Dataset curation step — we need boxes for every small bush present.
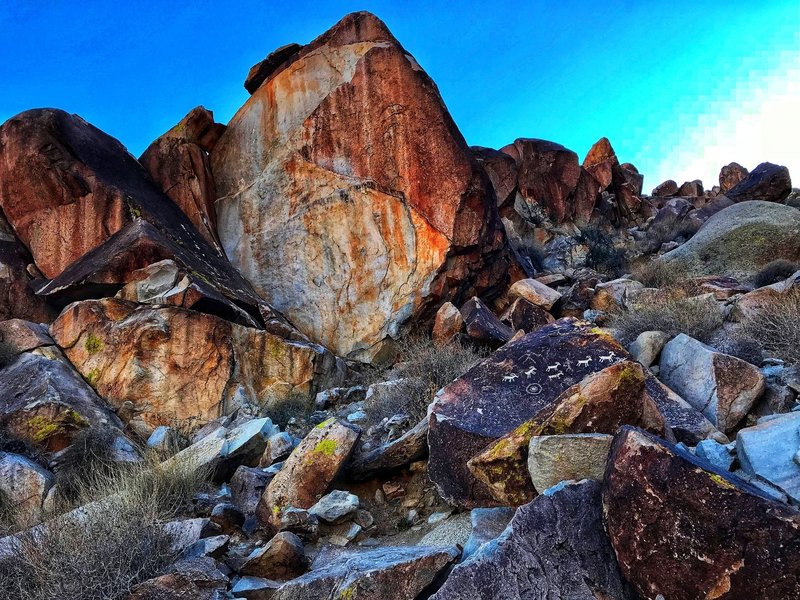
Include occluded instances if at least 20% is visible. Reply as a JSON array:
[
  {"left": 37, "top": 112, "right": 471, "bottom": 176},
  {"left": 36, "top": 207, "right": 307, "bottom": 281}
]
[
  {"left": 630, "top": 258, "right": 687, "bottom": 289},
  {"left": 578, "top": 227, "right": 627, "bottom": 277},
  {"left": 753, "top": 260, "right": 800, "bottom": 289},
  {"left": 609, "top": 291, "right": 724, "bottom": 345},
  {"left": 0, "top": 450, "right": 208, "bottom": 600},
  {"left": 735, "top": 288, "right": 800, "bottom": 366},
  {"left": 53, "top": 427, "right": 126, "bottom": 506}
]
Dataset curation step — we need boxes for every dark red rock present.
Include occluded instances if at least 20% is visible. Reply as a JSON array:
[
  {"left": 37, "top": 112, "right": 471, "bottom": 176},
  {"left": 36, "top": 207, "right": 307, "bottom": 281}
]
[
  {"left": 139, "top": 107, "right": 224, "bottom": 247},
  {"left": 620, "top": 162, "right": 644, "bottom": 195},
  {"left": 719, "top": 162, "right": 749, "bottom": 193},
  {"left": 582, "top": 137, "right": 617, "bottom": 190},
  {"left": 244, "top": 43, "right": 303, "bottom": 94},
  {"left": 0, "top": 216, "right": 55, "bottom": 323},
  {"left": 431, "top": 480, "right": 637, "bottom": 600},
  {"left": 603, "top": 426, "right": 800, "bottom": 600},
  {"left": 471, "top": 146, "right": 519, "bottom": 211},
  {"left": 724, "top": 161, "right": 792, "bottom": 203},
  {"left": 678, "top": 180, "right": 703, "bottom": 197},
  {"left": 499, "top": 297, "right": 555, "bottom": 333},
  {"left": 652, "top": 179, "right": 679, "bottom": 197},
  {"left": 460, "top": 297, "right": 514, "bottom": 347}
]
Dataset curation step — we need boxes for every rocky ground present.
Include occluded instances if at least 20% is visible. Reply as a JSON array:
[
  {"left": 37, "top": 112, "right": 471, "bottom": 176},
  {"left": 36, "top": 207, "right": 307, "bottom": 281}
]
[{"left": 0, "top": 10, "right": 799, "bottom": 600}]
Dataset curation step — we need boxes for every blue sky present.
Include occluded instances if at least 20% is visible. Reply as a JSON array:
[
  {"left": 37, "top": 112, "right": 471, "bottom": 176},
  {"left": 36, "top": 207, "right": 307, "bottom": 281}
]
[{"left": 1, "top": 1, "right": 798, "bottom": 189}]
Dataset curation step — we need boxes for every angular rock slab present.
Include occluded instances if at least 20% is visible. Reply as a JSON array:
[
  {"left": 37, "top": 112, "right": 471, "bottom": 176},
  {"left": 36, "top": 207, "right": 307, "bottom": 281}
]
[
  {"left": 603, "top": 426, "right": 800, "bottom": 600},
  {"left": 256, "top": 418, "right": 359, "bottom": 528},
  {"left": 527, "top": 433, "right": 613, "bottom": 494},
  {"left": 737, "top": 412, "right": 800, "bottom": 503},
  {"left": 211, "top": 11, "right": 510, "bottom": 362},
  {"left": 659, "top": 333, "right": 765, "bottom": 433},
  {"left": 432, "top": 480, "right": 636, "bottom": 600},
  {"left": 428, "top": 319, "right": 710, "bottom": 507},
  {"left": 50, "top": 298, "right": 340, "bottom": 432},
  {"left": 271, "top": 545, "right": 459, "bottom": 600}
]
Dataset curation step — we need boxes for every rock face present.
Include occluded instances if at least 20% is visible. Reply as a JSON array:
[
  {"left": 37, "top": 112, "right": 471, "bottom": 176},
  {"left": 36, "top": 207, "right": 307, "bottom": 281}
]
[
  {"left": 724, "top": 161, "right": 792, "bottom": 203},
  {"left": 0, "top": 350, "right": 123, "bottom": 452},
  {"left": 244, "top": 43, "right": 302, "bottom": 94},
  {"left": 256, "top": 418, "right": 359, "bottom": 528},
  {"left": 211, "top": 11, "right": 511, "bottom": 362},
  {"left": 139, "top": 106, "right": 224, "bottom": 247},
  {"left": 0, "top": 451, "right": 54, "bottom": 528},
  {"left": 271, "top": 545, "right": 459, "bottom": 600},
  {"left": 50, "top": 298, "right": 340, "bottom": 432},
  {"left": 432, "top": 480, "right": 636, "bottom": 600},
  {"left": 659, "top": 334, "right": 765, "bottom": 433},
  {"left": 737, "top": 412, "right": 800, "bottom": 503},
  {"left": 719, "top": 162, "right": 749, "bottom": 193},
  {"left": 660, "top": 201, "right": 800, "bottom": 282},
  {"left": 604, "top": 426, "right": 800, "bottom": 600},
  {"left": 527, "top": 433, "right": 613, "bottom": 494},
  {"left": 466, "top": 360, "right": 667, "bottom": 505}
]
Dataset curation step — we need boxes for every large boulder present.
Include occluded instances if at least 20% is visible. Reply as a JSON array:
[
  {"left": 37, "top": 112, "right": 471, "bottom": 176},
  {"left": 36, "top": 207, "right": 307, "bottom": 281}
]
[
  {"left": 0, "top": 350, "right": 123, "bottom": 453},
  {"left": 471, "top": 146, "right": 518, "bottom": 210},
  {"left": 0, "top": 451, "right": 54, "bottom": 528},
  {"left": 0, "top": 216, "right": 55, "bottom": 323},
  {"left": 50, "top": 298, "right": 341, "bottom": 432},
  {"left": 604, "top": 426, "right": 800, "bottom": 600},
  {"left": 659, "top": 333, "right": 765, "bottom": 433},
  {"left": 211, "top": 11, "right": 511, "bottom": 362},
  {"left": 724, "top": 161, "right": 792, "bottom": 203},
  {"left": 582, "top": 136, "right": 617, "bottom": 190},
  {"left": 256, "top": 418, "right": 359, "bottom": 528},
  {"left": 719, "top": 162, "right": 749, "bottom": 193},
  {"left": 467, "top": 361, "right": 667, "bottom": 504},
  {"left": 432, "top": 480, "right": 636, "bottom": 600},
  {"left": 428, "top": 318, "right": 715, "bottom": 507},
  {"left": 270, "top": 545, "right": 459, "bottom": 600},
  {"left": 139, "top": 106, "right": 224, "bottom": 248},
  {"left": 659, "top": 201, "right": 800, "bottom": 282},
  {"left": 737, "top": 412, "right": 800, "bottom": 503}
]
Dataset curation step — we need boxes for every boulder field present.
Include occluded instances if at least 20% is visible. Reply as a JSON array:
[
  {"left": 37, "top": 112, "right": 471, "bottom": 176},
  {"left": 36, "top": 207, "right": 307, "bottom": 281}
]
[{"left": 0, "top": 9, "right": 799, "bottom": 600}]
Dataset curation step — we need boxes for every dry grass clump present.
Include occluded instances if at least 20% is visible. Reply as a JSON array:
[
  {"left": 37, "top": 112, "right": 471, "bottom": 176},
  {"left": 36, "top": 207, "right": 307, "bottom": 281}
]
[
  {"left": 609, "top": 290, "right": 724, "bottom": 345},
  {"left": 735, "top": 288, "right": 800, "bottom": 366},
  {"left": 629, "top": 258, "right": 687, "bottom": 289},
  {"left": 0, "top": 439, "right": 208, "bottom": 600}
]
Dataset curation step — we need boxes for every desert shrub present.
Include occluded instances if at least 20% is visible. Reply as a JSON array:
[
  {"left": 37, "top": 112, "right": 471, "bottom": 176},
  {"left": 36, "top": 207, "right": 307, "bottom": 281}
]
[
  {"left": 0, "top": 450, "right": 208, "bottom": 600},
  {"left": 578, "top": 227, "right": 627, "bottom": 276},
  {"left": 53, "top": 427, "right": 127, "bottom": 506},
  {"left": 753, "top": 260, "right": 800, "bottom": 289},
  {"left": 369, "top": 335, "right": 486, "bottom": 424},
  {"left": 609, "top": 291, "right": 724, "bottom": 345},
  {"left": 734, "top": 288, "right": 800, "bottom": 366},
  {"left": 0, "top": 488, "right": 15, "bottom": 537},
  {"left": 629, "top": 258, "right": 687, "bottom": 289}
]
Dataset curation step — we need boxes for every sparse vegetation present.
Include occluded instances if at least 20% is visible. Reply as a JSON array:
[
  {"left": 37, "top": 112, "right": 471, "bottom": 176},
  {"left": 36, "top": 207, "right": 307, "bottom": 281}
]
[
  {"left": 0, "top": 433, "right": 209, "bottom": 600},
  {"left": 734, "top": 288, "right": 800, "bottom": 366},
  {"left": 578, "top": 227, "right": 627, "bottom": 276},
  {"left": 0, "top": 488, "right": 16, "bottom": 537},
  {"left": 753, "top": 259, "right": 800, "bottom": 289},
  {"left": 609, "top": 290, "right": 724, "bottom": 345},
  {"left": 53, "top": 427, "right": 127, "bottom": 506},
  {"left": 630, "top": 258, "right": 687, "bottom": 289}
]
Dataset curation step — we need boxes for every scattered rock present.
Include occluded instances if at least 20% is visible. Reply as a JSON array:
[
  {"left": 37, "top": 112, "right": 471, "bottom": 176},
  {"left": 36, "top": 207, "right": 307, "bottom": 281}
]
[
  {"left": 348, "top": 417, "right": 428, "bottom": 480},
  {"left": 432, "top": 302, "right": 464, "bottom": 348},
  {"left": 239, "top": 531, "right": 309, "bottom": 580},
  {"left": 628, "top": 330, "right": 670, "bottom": 367},
  {"left": 659, "top": 333, "right": 765, "bottom": 433},
  {"left": 230, "top": 466, "right": 273, "bottom": 515},
  {"left": 652, "top": 179, "right": 679, "bottom": 197},
  {"left": 126, "top": 556, "right": 228, "bottom": 600},
  {"left": 724, "top": 161, "right": 792, "bottom": 203},
  {"left": 506, "top": 278, "right": 562, "bottom": 311},
  {"left": 603, "top": 426, "right": 800, "bottom": 600},
  {"left": 460, "top": 297, "right": 514, "bottom": 347},
  {"left": 460, "top": 507, "right": 515, "bottom": 560},
  {"left": 308, "top": 490, "right": 359, "bottom": 524},
  {"left": 256, "top": 418, "right": 359, "bottom": 528},
  {"left": 499, "top": 297, "right": 555, "bottom": 333},
  {"left": 527, "top": 433, "right": 613, "bottom": 493},
  {"left": 432, "top": 480, "right": 636, "bottom": 600},
  {"left": 695, "top": 438, "right": 735, "bottom": 471}
]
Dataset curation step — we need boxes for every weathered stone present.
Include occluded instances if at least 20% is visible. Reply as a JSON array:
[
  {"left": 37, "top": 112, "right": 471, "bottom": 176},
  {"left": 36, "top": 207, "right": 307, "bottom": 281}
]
[
  {"left": 507, "top": 278, "right": 561, "bottom": 310},
  {"left": 126, "top": 556, "right": 228, "bottom": 600},
  {"left": 467, "top": 361, "right": 666, "bottom": 505},
  {"left": 460, "top": 297, "right": 513, "bottom": 347},
  {"left": 279, "top": 507, "right": 320, "bottom": 541},
  {"left": 432, "top": 480, "right": 636, "bottom": 600},
  {"left": 527, "top": 433, "right": 613, "bottom": 494},
  {"left": 696, "top": 438, "right": 735, "bottom": 471},
  {"left": 471, "top": 146, "right": 518, "bottom": 209},
  {"left": 460, "top": 507, "right": 515, "bottom": 560},
  {"left": 724, "top": 161, "right": 792, "bottom": 203},
  {"left": 0, "top": 452, "right": 54, "bottom": 528},
  {"left": 652, "top": 179, "right": 679, "bottom": 197},
  {"left": 244, "top": 43, "right": 303, "bottom": 94},
  {"left": 256, "top": 418, "right": 359, "bottom": 528},
  {"left": 628, "top": 330, "right": 670, "bottom": 367},
  {"left": 737, "top": 412, "right": 800, "bottom": 503},
  {"left": 0, "top": 350, "right": 122, "bottom": 452},
  {"left": 260, "top": 432, "right": 295, "bottom": 467},
  {"left": 139, "top": 107, "right": 223, "bottom": 246},
  {"left": 499, "top": 297, "right": 554, "bottom": 333},
  {"left": 620, "top": 162, "right": 644, "bottom": 196},
  {"left": 432, "top": 302, "right": 463, "bottom": 348},
  {"left": 182, "top": 534, "right": 230, "bottom": 559},
  {"left": 582, "top": 136, "right": 617, "bottom": 190},
  {"left": 231, "top": 576, "right": 282, "bottom": 599},
  {"left": 240, "top": 531, "right": 309, "bottom": 580},
  {"left": 603, "top": 426, "right": 800, "bottom": 600},
  {"left": 308, "top": 490, "right": 359, "bottom": 524},
  {"left": 0, "top": 319, "right": 53, "bottom": 356},
  {"left": 719, "top": 162, "right": 749, "bottom": 193},
  {"left": 50, "top": 298, "right": 339, "bottom": 431},
  {"left": 212, "top": 12, "right": 511, "bottom": 362},
  {"left": 0, "top": 218, "right": 56, "bottom": 323},
  {"left": 678, "top": 180, "right": 703, "bottom": 197},
  {"left": 348, "top": 417, "right": 428, "bottom": 480},
  {"left": 230, "top": 466, "right": 273, "bottom": 515},
  {"left": 271, "top": 545, "right": 459, "bottom": 600},
  {"left": 590, "top": 278, "right": 644, "bottom": 312},
  {"left": 660, "top": 334, "right": 765, "bottom": 433}
]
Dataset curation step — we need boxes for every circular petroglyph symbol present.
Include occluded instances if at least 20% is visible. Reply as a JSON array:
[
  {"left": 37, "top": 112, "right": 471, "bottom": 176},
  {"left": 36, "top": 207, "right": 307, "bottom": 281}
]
[{"left": 526, "top": 383, "right": 542, "bottom": 395}]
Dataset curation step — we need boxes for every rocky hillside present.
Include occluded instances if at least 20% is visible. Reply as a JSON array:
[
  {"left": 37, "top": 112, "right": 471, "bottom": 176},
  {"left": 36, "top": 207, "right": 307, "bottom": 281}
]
[{"left": 1, "top": 10, "right": 799, "bottom": 600}]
